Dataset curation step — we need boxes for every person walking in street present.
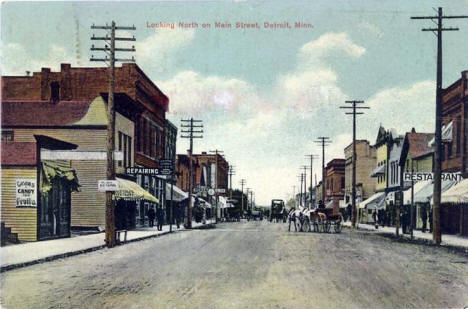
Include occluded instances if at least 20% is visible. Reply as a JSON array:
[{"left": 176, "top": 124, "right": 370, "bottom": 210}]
[
  {"left": 147, "top": 207, "right": 156, "bottom": 228},
  {"left": 156, "top": 206, "right": 164, "bottom": 231}
]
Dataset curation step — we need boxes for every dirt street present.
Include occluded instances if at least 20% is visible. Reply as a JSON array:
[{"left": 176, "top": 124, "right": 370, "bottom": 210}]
[{"left": 1, "top": 221, "right": 468, "bottom": 309}]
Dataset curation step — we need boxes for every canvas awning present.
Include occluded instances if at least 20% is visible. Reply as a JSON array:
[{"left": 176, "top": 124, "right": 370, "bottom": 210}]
[
  {"left": 370, "top": 164, "right": 385, "bottom": 177},
  {"left": 438, "top": 178, "right": 468, "bottom": 204},
  {"left": 412, "top": 179, "right": 457, "bottom": 204},
  {"left": 41, "top": 161, "right": 80, "bottom": 193},
  {"left": 165, "top": 182, "right": 189, "bottom": 202},
  {"left": 359, "top": 192, "right": 386, "bottom": 209},
  {"left": 403, "top": 180, "right": 432, "bottom": 204},
  {"left": 115, "top": 177, "right": 159, "bottom": 203}
]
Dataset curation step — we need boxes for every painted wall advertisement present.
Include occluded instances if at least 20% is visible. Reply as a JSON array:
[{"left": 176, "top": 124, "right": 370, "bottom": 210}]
[{"left": 15, "top": 179, "right": 37, "bottom": 207}]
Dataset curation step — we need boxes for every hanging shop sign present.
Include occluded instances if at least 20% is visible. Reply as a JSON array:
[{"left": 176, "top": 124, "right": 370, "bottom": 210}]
[
  {"left": 16, "top": 179, "right": 37, "bottom": 207},
  {"left": 125, "top": 167, "right": 172, "bottom": 176},
  {"left": 98, "top": 180, "right": 119, "bottom": 192}
]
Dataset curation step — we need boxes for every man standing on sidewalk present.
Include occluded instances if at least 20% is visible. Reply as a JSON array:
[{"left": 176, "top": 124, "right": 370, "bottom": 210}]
[
  {"left": 147, "top": 207, "right": 155, "bottom": 228},
  {"left": 156, "top": 206, "right": 164, "bottom": 231}
]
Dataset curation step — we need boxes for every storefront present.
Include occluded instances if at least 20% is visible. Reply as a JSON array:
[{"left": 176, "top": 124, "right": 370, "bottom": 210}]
[
  {"left": 439, "top": 179, "right": 468, "bottom": 236},
  {"left": 359, "top": 192, "right": 386, "bottom": 223},
  {"left": 115, "top": 177, "right": 159, "bottom": 230},
  {"left": 39, "top": 161, "right": 80, "bottom": 239},
  {"left": 1, "top": 136, "right": 79, "bottom": 242}
]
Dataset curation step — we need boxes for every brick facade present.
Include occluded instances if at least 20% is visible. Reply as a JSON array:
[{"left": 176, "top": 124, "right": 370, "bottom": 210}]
[{"left": 441, "top": 71, "right": 468, "bottom": 174}]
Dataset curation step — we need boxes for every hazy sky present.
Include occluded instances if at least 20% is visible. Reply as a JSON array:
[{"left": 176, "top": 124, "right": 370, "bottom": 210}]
[{"left": 2, "top": 0, "right": 468, "bottom": 205}]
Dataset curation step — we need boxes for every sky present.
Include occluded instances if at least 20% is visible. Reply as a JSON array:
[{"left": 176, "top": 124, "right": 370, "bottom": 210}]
[{"left": 2, "top": 0, "right": 468, "bottom": 205}]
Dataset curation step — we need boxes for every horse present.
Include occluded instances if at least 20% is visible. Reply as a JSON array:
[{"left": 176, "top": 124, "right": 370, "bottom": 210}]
[{"left": 288, "top": 206, "right": 310, "bottom": 232}]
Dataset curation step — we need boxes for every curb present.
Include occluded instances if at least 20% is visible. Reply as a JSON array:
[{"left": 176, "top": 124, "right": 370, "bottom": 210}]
[
  {"left": 344, "top": 225, "right": 468, "bottom": 256},
  {"left": 1, "top": 224, "right": 215, "bottom": 272}
]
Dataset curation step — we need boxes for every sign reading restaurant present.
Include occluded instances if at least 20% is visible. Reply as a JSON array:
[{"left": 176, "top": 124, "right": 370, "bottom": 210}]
[
  {"left": 403, "top": 172, "right": 463, "bottom": 182},
  {"left": 16, "top": 179, "right": 37, "bottom": 207}
]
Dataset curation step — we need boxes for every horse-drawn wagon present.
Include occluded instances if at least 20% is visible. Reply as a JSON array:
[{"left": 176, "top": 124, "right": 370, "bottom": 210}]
[
  {"left": 270, "top": 199, "right": 287, "bottom": 223},
  {"left": 288, "top": 203, "right": 342, "bottom": 233}
]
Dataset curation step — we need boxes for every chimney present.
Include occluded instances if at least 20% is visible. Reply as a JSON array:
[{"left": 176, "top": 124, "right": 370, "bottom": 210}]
[
  {"left": 40, "top": 68, "right": 51, "bottom": 100},
  {"left": 60, "top": 63, "right": 71, "bottom": 100}
]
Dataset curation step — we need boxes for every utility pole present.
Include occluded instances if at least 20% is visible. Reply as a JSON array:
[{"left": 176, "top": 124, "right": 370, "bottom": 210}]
[
  {"left": 228, "top": 165, "right": 235, "bottom": 199},
  {"left": 246, "top": 188, "right": 252, "bottom": 216},
  {"left": 239, "top": 179, "right": 246, "bottom": 217},
  {"left": 306, "top": 155, "right": 318, "bottom": 207},
  {"left": 90, "top": 22, "right": 135, "bottom": 248},
  {"left": 181, "top": 118, "right": 203, "bottom": 229},
  {"left": 292, "top": 185, "right": 296, "bottom": 207},
  {"left": 315, "top": 137, "right": 331, "bottom": 205},
  {"left": 210, "top": 149, "right": 224, "bottom": 223},
  {"left": 340, "top": 100, "right": 369, "bottom": 228},
  {"left": 411, "top": 8, "right": 468, "bottom": 245},
  {"left": 301, "top": 166, "right": 309, "bottom": 206},
  {"left": 298, "top": 173, "right": 304, "bottom": 206}
]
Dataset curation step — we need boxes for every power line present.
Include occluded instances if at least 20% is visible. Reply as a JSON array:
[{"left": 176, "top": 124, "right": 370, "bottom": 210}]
[
  {"left": 209, "top": 149, "right": 224, "bottom": 223},
  {"left": 306, "top": 154, "right": 318, "bottom": 207},
  {"left": 314, "top": 137, "right": 331, "bottom": 203},
  {"left": 411, "top": 7, "right": 468, "bottom": 245},
  {"left": 180, "top": 118, "right": 203, "bottom": 228},
  {"left": 90, "top": 21, "right": 135, "bottom": 248},
  {"left": 339, "top": 100, "right": 369, "bottom": 228}
]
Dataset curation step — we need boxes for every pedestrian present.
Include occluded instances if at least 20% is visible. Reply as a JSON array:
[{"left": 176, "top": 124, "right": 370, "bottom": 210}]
[
  {"left": 346, "top": 203, "right": 352, "bottom": 222},
  {"left": 174, "top": 205, "right": 181, "bottom": 229},
  {"left": 421, "top": 204, "right": 428, "bottom": 233},
  {"left": 156, "top": 206, "right": 164, "bottom": 231},
  {"left": 372, "top": 209, "right": 378, "bottom": 229},
  {"left": 428, "top": 207, "right": 433, "bottom": 233},
  {"left": 147, "top": 207, "right": 155, "bottom": 228}
]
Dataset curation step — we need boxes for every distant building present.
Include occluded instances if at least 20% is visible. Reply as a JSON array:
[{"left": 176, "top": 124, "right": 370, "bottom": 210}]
[
  {"left": 344, "top": 140, "right": 376, "bottom": 205},
  {"left": 176, "top": 154, "right": 199, "bottom": 192},
  {"left": 325, "top": 158, "right": 346, "bottom": 212},
  {"left": 165, "top": 120, "right": 177, "bottom": 169},
  {"left": 193, "top": 152, "right": 229, "bottom": 193}
]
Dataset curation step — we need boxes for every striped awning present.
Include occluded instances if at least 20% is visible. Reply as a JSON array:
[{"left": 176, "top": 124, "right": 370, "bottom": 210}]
[{"left": 115, "top": 177, "right": 159, "bottom": 203}]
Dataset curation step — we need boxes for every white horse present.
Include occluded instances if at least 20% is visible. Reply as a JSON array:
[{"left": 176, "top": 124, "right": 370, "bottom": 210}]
[{"left": 288, "top": 206, "right": 311, "bottom": 232}]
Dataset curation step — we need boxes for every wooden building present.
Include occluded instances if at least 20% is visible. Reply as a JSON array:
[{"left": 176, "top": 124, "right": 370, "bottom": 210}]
[
  {"left": 2, "top": 63, "right": 169, "bottom": 228},
  {"left": 1, "top": 135, "right": 79, "bottom": 242}
]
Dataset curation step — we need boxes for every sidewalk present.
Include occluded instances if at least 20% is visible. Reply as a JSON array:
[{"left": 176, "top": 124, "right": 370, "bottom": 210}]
[
  {"left": 0, "top": 219, "right": 215, "bottom": 271},
  {"left": 343, "top": 221, "right": 468, "bottom": 251}
]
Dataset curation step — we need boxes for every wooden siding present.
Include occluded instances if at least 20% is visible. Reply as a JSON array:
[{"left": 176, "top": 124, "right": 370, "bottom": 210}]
[
  {"left": 8, "top": 128, "right": 108, "bottom": 228},
  {"left": 1, "top": 168, "right": 38, "bottom": 241}
]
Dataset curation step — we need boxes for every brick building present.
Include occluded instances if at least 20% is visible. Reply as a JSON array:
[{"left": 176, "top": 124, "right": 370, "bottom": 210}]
[
  {"left": 176, "top": 154, "right": 199, "bottom": 192},
  {"left": 193, "top": 152, "right": 229, "bottom": 192},
  {"left": 325, "top": 158, "right": 346, "bottom": 212},
  {"left": 2, "top": 63, "right": 169, "bottom": 228},
  {"left": 344, "top": 140, "right": 376, "bottom": 205},
  {"left": 440, "top": 70, "right": 468, "bottom": 174}
]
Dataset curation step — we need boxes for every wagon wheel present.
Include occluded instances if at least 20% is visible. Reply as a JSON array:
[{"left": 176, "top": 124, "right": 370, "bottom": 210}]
[
  {"left": 302, "top": 217, "right": 311, "bottom": 232},
  {"left": 334, "top": 221, "right": 342, "bottom": 233}
]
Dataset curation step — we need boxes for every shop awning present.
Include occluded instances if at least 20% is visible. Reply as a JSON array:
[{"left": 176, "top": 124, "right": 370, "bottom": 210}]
[
  {"left": 115, "top": 177, "right": 159, "bottom": 203},
  {"left": 370, "top": 164, "right": 385, "bottom": 177},
  {"left": 403, "top": 180, "right": 432, "bottom": 204},
  {"left": 41, "top": 161, "right": 80, "bottom": 193},
  {"left": 359, "top": 192, "right": 386, "bottom": 209},
  {"left": 165, "top": 183, "right": 189, "bottom": 202},
  {"left": 412, "top": 179, "right": 457, "bottom": 204},
  {"left": 439, "top": 178, "right": 468, "bottom": 204}
]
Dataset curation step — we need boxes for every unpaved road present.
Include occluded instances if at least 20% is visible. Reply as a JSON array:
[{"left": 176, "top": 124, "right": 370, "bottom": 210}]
[{"left": 1, "top": 221, "right": 468, "bottom": 309}]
